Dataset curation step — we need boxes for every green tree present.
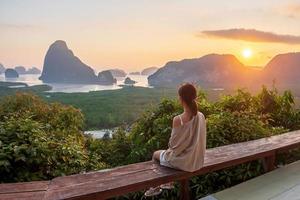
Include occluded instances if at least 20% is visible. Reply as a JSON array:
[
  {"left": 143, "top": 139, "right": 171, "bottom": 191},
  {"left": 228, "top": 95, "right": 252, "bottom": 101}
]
[{"left": 0, "top": 93, "right": 105, "bottom": 182}]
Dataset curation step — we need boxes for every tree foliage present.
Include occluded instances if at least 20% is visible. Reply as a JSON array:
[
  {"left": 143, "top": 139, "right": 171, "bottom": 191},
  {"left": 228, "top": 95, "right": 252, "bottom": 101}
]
[
  {"left": 1, "top": 86, "right": 300, "bottom": 199},
  {"left": 0, "top": 93, "right": 105, "bottom": 182}
]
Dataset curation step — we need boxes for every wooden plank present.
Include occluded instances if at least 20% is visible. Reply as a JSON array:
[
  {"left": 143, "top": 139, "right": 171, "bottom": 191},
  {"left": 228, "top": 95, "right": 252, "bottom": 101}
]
[
  {"left": 180, "top": 179, "right": 190, "bottom": 200},
  {"left": 45, "top": 130, "right": 300, "bottom": 200},
  {"left": 42, "top": 132, "right": 300, "bottom": 199},
  {"left": 49, "top": 161, "right": 155, "bottom": 190},
  {"left": 44, "top": 150, "right": 270, "bottom": 200},
  {"left": 0, "top": 181, "right": 50, "bottom": 194},
  {"left": 263, "top": 154, "right": 276, "bottom": 172},
  {"left": 45, "top": 165, "right": 182, "bottom": 200},
  {"left": 0, "top": 191, "right": 46, "bottom": 200},
  {"left": 2, "top": 130, "right": 300, "bottom": 200}
]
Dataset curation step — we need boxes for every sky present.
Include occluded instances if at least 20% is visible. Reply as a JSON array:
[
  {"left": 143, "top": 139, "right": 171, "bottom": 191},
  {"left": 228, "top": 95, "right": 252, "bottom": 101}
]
[{"left": 1, "top": 0, "right": 300, "bottom": 72}]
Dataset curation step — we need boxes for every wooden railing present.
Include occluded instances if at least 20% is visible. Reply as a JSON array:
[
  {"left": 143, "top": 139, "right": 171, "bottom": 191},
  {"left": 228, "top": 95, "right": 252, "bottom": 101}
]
[{"left": 1, "top": 130, "right": 300, "bottom": 200}]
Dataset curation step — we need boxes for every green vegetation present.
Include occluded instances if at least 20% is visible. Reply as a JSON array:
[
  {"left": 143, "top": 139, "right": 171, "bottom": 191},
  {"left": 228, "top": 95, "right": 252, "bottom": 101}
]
[
  {"left": 0, "top": 81, "right": 27, "bottom": 87},
  {"left": 0, "top": 93, "right": 105, "bottom": 183},
  {"left": 0, "top": 84, "right": 177, "bottom": 129},
  {"left": 1, "top": 85, "right": 300, "bottom": 199},
  {"left": 1, "top": 82, "right": 300, "bottom": 131},
  {"left": 41, "top": 87, "right": 177, "bottom": 129},
  {"left": 0, "top": 82, "right": 51, "bottom": 97},
  {"left": 87, "top": 86, "right": 300, "bottom": 199}
]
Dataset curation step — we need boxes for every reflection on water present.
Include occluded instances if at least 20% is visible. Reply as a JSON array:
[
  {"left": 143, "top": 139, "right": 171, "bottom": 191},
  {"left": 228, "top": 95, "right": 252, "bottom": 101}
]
[
  {"left": 84, "top": 130, "right": 113, "bottom": 139},
  {"left": 212, "top": 88, "right": 224, "bottom": 91},
  {"left": 0, "top": 74, "right": 43, "bottom": 86},
  {"left": 48, "top": 83, "right": 122, "bottom": 93},
  {"left": 0, "top": 74, "right": 150, "bottom": 93},
  {"left": 8, "top": 85, "right": 26, "bottom": 88}
]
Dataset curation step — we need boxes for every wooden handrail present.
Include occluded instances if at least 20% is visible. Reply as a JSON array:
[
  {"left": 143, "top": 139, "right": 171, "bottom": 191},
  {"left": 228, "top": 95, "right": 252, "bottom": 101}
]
[{"left": 1, "top": 130, "right": 300, "bottom": 200}]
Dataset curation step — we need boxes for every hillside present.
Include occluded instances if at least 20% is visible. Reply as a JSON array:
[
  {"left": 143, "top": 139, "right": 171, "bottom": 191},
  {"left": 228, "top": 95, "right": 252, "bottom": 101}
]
[
  {"left": 148, "top": 54, "right": 261, "bottom": 87},
  {"left": 148, "top": 53, "right": 300, "bottom": 87},
  {"left": 262, "top": 52, "right": 300, "bottom": 84},
  {"left": 141, "top": 67, "right": 158, "bottom": 76}
]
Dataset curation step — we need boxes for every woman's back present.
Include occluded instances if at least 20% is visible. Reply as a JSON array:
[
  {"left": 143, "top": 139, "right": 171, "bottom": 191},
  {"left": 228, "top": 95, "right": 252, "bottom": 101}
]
[
  {"left": 145, "top": 83, "right": 206, "bottom": 197},
  {"left": 164, "top": 111, "right": 206, "bottom": 172}
]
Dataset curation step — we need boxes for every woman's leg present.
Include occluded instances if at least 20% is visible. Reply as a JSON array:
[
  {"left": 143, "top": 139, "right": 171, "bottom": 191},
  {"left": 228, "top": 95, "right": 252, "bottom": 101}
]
[
  {"left": 145, "top": 150, "right": 165, "bottom": 197},
  {"left": 152, "top": 150, "right": 175, "bottom": 190},
  {"left": 145, "top": 150, "right": 175, "bottom": 196}
]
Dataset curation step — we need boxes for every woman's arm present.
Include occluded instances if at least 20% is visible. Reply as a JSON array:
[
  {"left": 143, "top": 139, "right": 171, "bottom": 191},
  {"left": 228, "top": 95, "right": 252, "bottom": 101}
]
[
  {"left": 168, "top": 116, "right": 185, "bottom": 149},
  {"left": 172, "top": 116, "right": 181, "bottom": 129}
]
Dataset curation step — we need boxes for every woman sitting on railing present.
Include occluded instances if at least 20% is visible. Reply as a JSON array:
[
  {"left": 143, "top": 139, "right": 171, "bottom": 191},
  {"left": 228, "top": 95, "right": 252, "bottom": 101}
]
[{"left": 145, "top": 83, "right": 207, "bottom": 196}]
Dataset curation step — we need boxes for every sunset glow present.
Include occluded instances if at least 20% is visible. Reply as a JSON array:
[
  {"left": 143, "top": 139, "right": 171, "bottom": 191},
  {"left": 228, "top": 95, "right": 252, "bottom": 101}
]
[
  {"left": 1, "top": 1, "right": 300, "bottom": 71},
  {"left": 242, "top": 49, "right": 253, "bottom": 59}
]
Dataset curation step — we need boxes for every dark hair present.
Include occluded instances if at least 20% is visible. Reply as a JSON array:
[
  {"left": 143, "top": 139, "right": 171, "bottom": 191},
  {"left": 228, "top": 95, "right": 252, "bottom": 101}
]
[{"left": 178, "top": 83, "right": 198, "bottom": 116}]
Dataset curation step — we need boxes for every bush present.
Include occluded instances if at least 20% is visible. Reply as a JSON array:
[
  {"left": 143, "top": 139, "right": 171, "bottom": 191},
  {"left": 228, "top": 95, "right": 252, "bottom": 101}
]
[
  {"left": 86, "top": 128, "right": 131, "bottom": 167},
  {"left": 257, "top": 86, "right": 300, "bottom": 130},
  {"left": 0, "top": 93, "right": 105, "bottom": 183},
  {"left": 2, "top": 86, "right": 300, "bottom": 199}
]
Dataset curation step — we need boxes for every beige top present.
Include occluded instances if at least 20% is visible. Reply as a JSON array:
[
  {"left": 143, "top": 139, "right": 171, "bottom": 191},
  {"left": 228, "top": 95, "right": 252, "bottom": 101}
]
[{"left": 164, "top": 112, "right": 206, "bottom": 172}]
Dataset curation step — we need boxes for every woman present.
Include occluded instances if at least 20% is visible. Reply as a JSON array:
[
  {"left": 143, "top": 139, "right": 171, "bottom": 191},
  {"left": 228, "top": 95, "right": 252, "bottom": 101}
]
[{"left": 145, "top": 83, "right": 207, "bottom": 196}]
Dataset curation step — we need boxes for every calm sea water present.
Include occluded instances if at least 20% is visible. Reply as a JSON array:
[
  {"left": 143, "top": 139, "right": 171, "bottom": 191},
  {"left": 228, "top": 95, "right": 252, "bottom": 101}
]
[
  {"left": 0, "top": 74, "right": 150, "bottom": 93},
  {"left": 84, "top": 130, "right": 113, "bottom": 139}
]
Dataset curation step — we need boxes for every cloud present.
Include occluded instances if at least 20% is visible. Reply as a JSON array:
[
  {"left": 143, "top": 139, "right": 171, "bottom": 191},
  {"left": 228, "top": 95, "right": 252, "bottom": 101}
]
[
  {"left": 281, "top": 4, "right": 300, "bottom": 18},
  {"left": 200, "top": 28, "right": 300, "bottom": 44}
]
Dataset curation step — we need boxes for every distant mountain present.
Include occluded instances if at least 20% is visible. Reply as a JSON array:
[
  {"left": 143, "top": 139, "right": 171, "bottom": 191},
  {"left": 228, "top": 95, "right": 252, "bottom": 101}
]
[
  {"left": 14, "top": 66, "right": 41, "bottom": 75},
  {"left": 14, "top": 66, "right": 27, "bottom": 74},
  {"left": 141, "top": 67, "right": 158, "bottom": 76},
  {"left": 109, "top": 69, "right": 127, "bottom": 77},
  {"left": 5, "top": 68, "right": 19, "bottom": 78},
  {"left": 148, "top": 54, "right": 260, "bottom": 87},
  {"left": 148, "top": 52, "right": 300, "bottom": 87},
  {"left": 0, "top": 63, "right": 5, "bottom": 74},
  {"left": 124, "top": 77, "right": 136, "bottom": 85},
  {"left": 97, "top": 70, "right": 117, "bottom": 85},
  {"left": 27, "top": 67, "right": 41, "bottom": 74},
  {"left": 262, "top": 52, "right": 300, "bottom": 84},
  {"left": 40, "top": 40, "right": 114, "bottom": 85},
  {"left": 129, "top": 72, "right": 140, "bottom": 75}
]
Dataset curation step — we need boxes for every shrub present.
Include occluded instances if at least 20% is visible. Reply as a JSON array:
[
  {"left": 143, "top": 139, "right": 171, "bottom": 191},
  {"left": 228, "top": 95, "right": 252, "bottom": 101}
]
[
  {"left": 0, "top": 93, "right": 105, "bottom": 182},
  {"left": 257, "top": 86, "right": 300, "bottom": 130},
  {"left": 86, "top": 128, "right": 131, "bottom": 167},
  {"left": 2, "top": 86, "right": 300, "bottom": 199}
]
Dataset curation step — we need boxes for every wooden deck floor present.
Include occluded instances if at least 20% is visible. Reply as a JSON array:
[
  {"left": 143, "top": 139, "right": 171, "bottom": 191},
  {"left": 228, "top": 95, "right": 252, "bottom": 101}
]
[{"left": 200, "top": 160, "right": 300, "bottom": 200}]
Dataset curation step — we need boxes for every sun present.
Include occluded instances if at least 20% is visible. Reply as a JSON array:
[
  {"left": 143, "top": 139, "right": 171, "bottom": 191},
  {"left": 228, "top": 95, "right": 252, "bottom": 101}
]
[{"left": 242, "top": 48, "right": 253, "bottom": 59}]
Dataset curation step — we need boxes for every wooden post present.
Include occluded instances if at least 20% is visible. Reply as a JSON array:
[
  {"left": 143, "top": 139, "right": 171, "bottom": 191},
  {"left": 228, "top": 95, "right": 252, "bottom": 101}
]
[
  {"left": 263, "top": 153, "right": 276, "bottom": 172},
  {"left": 180, "top": 179, "right": 190, "bottom": 200}
]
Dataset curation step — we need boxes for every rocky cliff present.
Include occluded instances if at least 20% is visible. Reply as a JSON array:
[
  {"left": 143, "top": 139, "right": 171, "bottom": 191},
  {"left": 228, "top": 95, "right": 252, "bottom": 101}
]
[
  {"left": 14, "top": 66, "right": 27, "bottom": 74},
  {"left": 27, "top": 67, "right": 41, "bottom": 74},
  {"left": 141, "top": 67, "right": 158, "bottom": 76},
  {"left": 5, "top": 68, "right": 19, "bottom": 78},
  {"left": 262, "top": 52, "right": 300, "bottom": 84},
  {"left": 97, "top": 70, "right": 117, "bottom": 85},
  {"left": 109, "top": 69, "right": 127, "bottom": 77},
  {"left": 148, "top": 54, "right": 260, "bottom": 87},
  {"left": 40, "top": 40, "right": 113, "bottom": 85},
  {"left": 124, "top": 77, "right": 136, "bottom": 85}
]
